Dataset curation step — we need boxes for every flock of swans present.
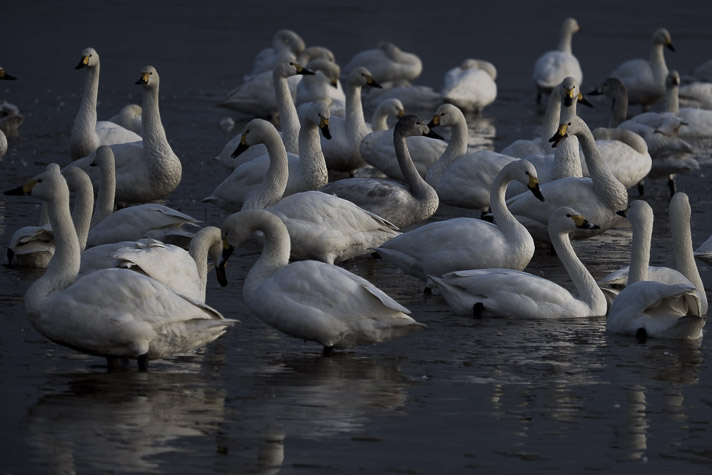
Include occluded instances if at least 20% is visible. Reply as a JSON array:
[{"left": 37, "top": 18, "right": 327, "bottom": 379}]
[{"left": 2, "top": 18, "right": 712, "bottom": 371}]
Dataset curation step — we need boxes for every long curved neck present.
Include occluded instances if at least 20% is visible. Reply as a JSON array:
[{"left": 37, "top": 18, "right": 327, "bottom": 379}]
[
  {"left": 558, "top": 25, "right": 574, "bottom": 54},
  {"left": 141, "top": 84, "right": 170, "bottom": 156},
  {"left": 628, "top": 213, "right": 653, "bottom": 284},
  {"left": 189, "top": 227, "right": 222, "bottom": 302},
  {"left": 426, "top": 113, "right": 468, "bottom": 186},
  {"left": 371, "top": 107, "right": 390, "bottom": 131},
  {"left": 609, "top": 89, "right": 628, "bottom": 127},
  {"left": 575, "top": 127, "right": 627, "bottom": 211},
  {"left": 671, "top": 202, "right": 707, "bottom": 313},
  {"left": 274, "top": 70, "right": 300, "bottom": 154},
  {"left": 650, "top": 43, "right": 668, "bottom": 79},
  {"left": 92, "top": 158, "right": 116, "bottom": 225},
  {"left": 244, "top": 217, "right": 291, "bottom": 298},
  {"left": 243, "top": 135, "right": 289, "bottom": 210},
  {"left": 490, "top": 168, "right": 529, "bottom": 237},
  {"left": 551, "top": 135, "right": 582, "bottom": 180},
  {"left": 297, "top": 120, "right": 328, "bottom": 190},
  {"left": 344, "top": 83, "right": 369, "bottom": 139},
  {"left": 394, "top": 133, "right": 438, "bottom": 205},
  {"left": 550, "top": 226, "right": 606, "bottom": 312},
  {"left": 25, "top": 188, "right": 80, "bottom": 318},
  {"left": 70, "top": 65, "right": 100, "bottom": 158},
  {"left": 542, "top": 87, "right": 563, "bottom": 139},
  {"left": 70, "top": 177, "right": 95, "bottom": 252}
]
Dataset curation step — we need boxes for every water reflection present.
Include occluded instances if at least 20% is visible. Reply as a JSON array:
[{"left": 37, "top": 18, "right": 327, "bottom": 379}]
[{"left": 23, "top": 371, "right": 228, "bottom": 474}]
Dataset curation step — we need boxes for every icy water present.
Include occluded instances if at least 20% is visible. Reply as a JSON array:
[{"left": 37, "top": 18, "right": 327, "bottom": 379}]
[{"left": 2, "top": 0, "right": 712, "bottom": 473}]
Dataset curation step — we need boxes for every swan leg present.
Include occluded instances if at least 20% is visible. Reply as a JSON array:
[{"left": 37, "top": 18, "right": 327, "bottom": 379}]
[
  {"left": 667, "top": 174, "right": 676, "bottom": 199},
  {"left": 637, "top": 179, "right": 645, "bottom": 197},
  {"left": 137, "top": 353, "right": 149, "bottom": 371},
  {"left": 322, "top": 346, "right": 335, "bottom": 357},
  {"left": 473, "top": 302, "right": 485, "bottom": 319},
  {"left": 7, "top": 248, "right": 14, "bottom": 267},
  {"left": 635, "top": 328, "right": 648, "bottom": 343},
  {"left": 106, "top": 356, "right": 129, "bottom": 370}
]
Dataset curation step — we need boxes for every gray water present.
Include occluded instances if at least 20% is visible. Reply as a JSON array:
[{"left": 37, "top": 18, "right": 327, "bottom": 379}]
[{"left": 2, "top": 0, "right": 712, "bottom": 473}]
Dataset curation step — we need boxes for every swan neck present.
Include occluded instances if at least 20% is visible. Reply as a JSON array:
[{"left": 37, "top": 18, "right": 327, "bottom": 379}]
[
  {"left": 92, "top": 158, "right": 116, "bottom": 225},
  {"left": 274, "top": 70, "right": 299, "bottom": 154},
  {"left": 244, "top": 218, "right": 291, "bottom": 297},
  {"left": 490, "top": 168, "right": 524, "bottom": 235},
  {"left": 665, "top": 84, "right": 680, "bottom": 113},
  {"left": 297, "top": 120, "right": 328, "bottom": 190},
  {"left": 427, "top": 112, "right": 468, "bottom": 186},
  {"left": 371, "top": 108, "right": 389, "bottom": 131},
  {"left": 576, "top": 127, "right": 626, "bottom": 210},
  {"left": 627, "top": 215, "right": 652, "bottom": 284},
  {"left": 671, "top": 204, "right": 706, "bottom": 304},
  {"left": 345, "top": 83, "right": 368, "bottom": 137},
  {"left": 542, "top": 89, "right": 562, "bottom": 139},
  {"left": 550, "top": 228, "right": 605, "bottom": 312},
  {"left": 70, "top": 66, "right": 100, "bottom": 158},
  {"left": 394, "top": 133, "right": 435, "bottom": 201},
  {"left": 71, "top": 180, "right": 95, "bottom": 252},
  {"left": 141, "top": 85, "right": 169, "bottom": 151},
  {"left": 609, "top": 91, "right": 628, "bottom": 127},
  {"left": 189, "top": 228, "right": 221, "bottom": 302},
  {"left": 244, "top": 134, "right": 288, "bottom": 209},
  {"left": 558, "top": 26, "right": 574, "bottom": 54}
]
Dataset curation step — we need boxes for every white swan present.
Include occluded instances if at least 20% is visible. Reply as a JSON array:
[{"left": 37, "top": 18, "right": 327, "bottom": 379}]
[
  {"left": 532, "top": 17, "right": 583, "bottom": 104},
  {"left": 80, "top": 226, "right": 223, "bottom": 303},
  {"left": 372, "top": 160, "right": 545, "bottom": 281},
  {"left": 343, "top": 42, "right": 422, "bottom": 86},
  {"left": 295, "top": 57, "right": 345, "bottom": 114},
  {"left": 218, "top": 208, "right": 424, "bottom": 355},
  {"left": 597, "top": 193, "right": 708, "bottom": 315},
  {"left": 320, "top": 114, "right": 441, "bottom": 228},
  {"left": 665, "top": 70, "right": 712, "bottom": 140},
  {"left": 107, "top": 103, "right": 143, "bottom": 136},
  {"left": 66, "top": 66, "right": 182, "bottom": 206},
  {"left": 86, "top": 146, "right": 199, "bottom": 248},
  {"left": 590, "top": 127, "right": 651, "bottom": 190},
  {"left": 427, "top": 207, "right": 608, "bottom": 318},
  {"left": 320, "top": 66, "right": 382, "bottom": 173},
  {"left": 678, "top": 81, "right": 712, "bottom": 110},
  {"left": 6, "top": 165, "right": 95, "bottom": 268},
  {"left": 266, "top": 190, "right": 400, "bottom": 264},
  {"left": 360, "top": 98, "right": 446, "bottom": 181},
  {"left": 606, "top": 199, "right": 705, "bottom": 340},
  {"left": 694, "top": 233, "right": 712, "bottom": 267},
  {"left": 214, "top": 61, "right": 315, "bottom": 171},
  {"left": 12, "top": 166, "right": 236, "bottom": 371},
  {"left": 609, "top": 27, "right": 675, "bottom": 110},
  {"left": 245, "top": 29, "right": 306, "bottom": 79},
  {"left": 441, "top": 59, "right": 497, "bottom": 114},
  {"left": 425, "top": 103, "right": 518, "bottom": 211},
  {"left": 204, "top": 101, "right": 331, "bottom": 212},
  {"left": 70, "top": 48, "right": 142, "bottom": 159},
  {"left": 506, "top": 115, "right": 629, "bottom": 242}
]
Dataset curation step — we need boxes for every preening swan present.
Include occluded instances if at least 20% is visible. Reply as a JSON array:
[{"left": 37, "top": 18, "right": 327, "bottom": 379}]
[
  {"left": 441, "top": 59, "right": 497, "bottom": 114},
  {"left": 320, "top": 114, "right": 441, "bottom": 228},
  {"left": 606, "top": 199, "right": 705, "bottom": 340},
  {"left": 7, "top": 166, "right": 236, "bottom": 371},
  {"left": 608, "top": 27, "right": 675, "bottom": 110},
  {"left": 372, "top": 160, "right": 545, "bottom": 282},
  {"left": 204, "top": 101, "right": 331, "bottom": 212},
  {"left": 532, "top": 17, "right": 583, "bottom": 104},
  {"left": 66, "top": 66, "right": 182, "bottom": 206},
  {"left": 245, "top": 29, "right": 306, "bottom": 79},
  {"left": 343, "top": 41, "right": 422, "bottom": 86},
  {"left": 70, "top": 47, "right": 142, "bottom": 159},
  {"left": 218, "top": 209, "right": 424, "bottom": 355},
  {"left": 427, "top": 207, "right": 608, "bottom": 319}
]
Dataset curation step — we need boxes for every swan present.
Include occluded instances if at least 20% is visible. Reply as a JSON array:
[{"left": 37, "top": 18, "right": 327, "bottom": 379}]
[
  {"left": 204, "top": 101, "right": 331, "bottom": 212},
  {"left": 0, "top": 66, "right": 18, "bottom": 158},
  {"left": 107, "top": 103, "right": 143, "bottom": 136},
  {"left": 500, "top": 76, "right": 590, "bottom": 158},
  {"left": 266, "top": 190, "right": 400, "bottom": 264},
  {"left": 343, "top": 42, "right": 422, "bottom": 86},
  {"left": 606, "top": 199, "right": 705, "bottom": 340},
  {"left": 320, "top": 114, "right": 441, "bottom": 228},
  {"left": 80, "top": 226, "right": 223, "bottom": 303},
  {"left": 590, "top": 127, "right": 651, "bottom": 190},
  {"left": 694, "top": 233, "right": 712, "bottom": 267},
  {"left": 218, "top": 209, "right": 424, "bottom": 355},
  {"left": 6, "top": 165, "right": 94, "bottom": 268},
  {"left": 532, "top": 17, "right": 583, "bottom": 104},
  {"left": 441, "top": 59, "right": 497, "bottom": 114},
  {"left": 245, "top": 29, "right": 306, "bottom": 79},
  {"left": 70, "top": 48, "right": 142, "bottom": 159},
  {"left": 86, "top": 146, "right": 199, "bottom": 248},
  {"left": 665, "top": 70, "right": 712, "bottom": 140},
  {"left": 427, "top": 207, "right": 608, "bottom": 318},
  {"left": 8, "top": 166, "right": 236, "bottom": 371},
  {"left": 609, "top": 27, "right": 675, "bottom": 110},
  {"left": 425, "top": 103, "right": 518, "bottom": 211},
  {"left": 214, "top": 61, "right": 315, "bottom": 171},
  {"left": 360, "top": 98, "right": 446, "bottom": 181},
  {"left": 295, "top": 57, "right": 345, "bottom": 114},
  {"left": 506, "top": 114, "right": 629, "bottom": 242},
  {"left": 678, "top": 81, "right": 712, "bottom": 110},
  {"left": 320, "top": 66, "right": 382, "bottom": 173},
  {"left": 597, "top": 193, "right": 708, "bottom": 315},
  {"left": 372, "top": 160, "right": 545, "bottom": 281},
  {"left": 66, "top": 66, "right": 182, "bottom": 206}
]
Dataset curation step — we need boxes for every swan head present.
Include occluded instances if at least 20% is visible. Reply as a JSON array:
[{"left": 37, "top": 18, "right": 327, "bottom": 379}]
[
  {"left": 230, "top": 118, "right": 280, "bottom": 158},
  {"left": 135, "top": 66, "right": 159, "bottom": 88},
  {"left": 667, "top": 70, "right": 681, "bottom": 88},
  {"left": 549, "top": 115, "right": 590, "bottom": 147},
  {"left": 395, "top": 115, "right": 443, "bottom": 141},
  {"left": 619, "top": 199, "right": 653, "bottom": 229},
  {"left": 653, "top": 27, "right": 675, "bottom": 52},
  {"left": 275, "top": 60, "right": 314, "bottom": 79},
  {"left": 4, "top": 164, "right": 66, "bottom": 203},
  {"left": 560, "top": 76, "right": 592, "bottom": 108},
  {"left": 297, "top": 46, "right": 336, "bottom": 65},
  {"left": 588, "top": 77, "right": 626, "bottom": 103},
  {"left": 549, "top": 207, "right": 600, "bottom": 235},
  {"left": 90, "top": 144, "right": 115, "bottom": 169},
  {"left": 510, "top": 160, "right": 545, "bottom": 202},
  {"left": 0, "top": 67, "right": 17, "bottom": 80},
  {"left": 274, "top": 29, "right": 305, "bottom": 56},
  {"left": 305, "top": 58, "right": 341, "bottom": 88},
  {"left": 428, "top": 103, "right": 464, "bottom": 129},
  {"left": 345, "top": 66, "right": 382, "bottom": 89},
  {"left": 563, "top": 18, "right": 580, "bottom": 35},
  {"left": 75, "top": 47, "right": 99, "bottom": 70}
]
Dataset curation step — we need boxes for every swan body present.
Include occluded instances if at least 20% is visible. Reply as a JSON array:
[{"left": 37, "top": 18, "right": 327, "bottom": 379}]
[
  {"left": 66, "top": 66, "right": 182, "bottom": 206},
  {"left": 590, "top": 127, "right": 651, "bottom": 189},
  {"left": 606, "top": 200, "right": 705, "bottom": 339},
  {"left": 266, "top": 190, "right": 400, "bottom": 264},
  {"left": 373, "top": 160, "right": 545, "bottom": 281},
  {"left": 532, "top": 18, "right": 583, "bottom": 103},
  {"left": 441, "top": 59, "right": 497, "bottom": 113},
  {"left": 609, "top": 27, "right": 675, "bottom": 109},
  {"left": 11, "top": 167, "right": 235, "bottom": 370},
  {"left": 507, "top": 115, "right": 629, "bottom": 242},
  {"left": 343, "top": 42, "right": 422, "bottom": 86},
  {"left": 320, "top": 66, "right": 382, "bottom": 173},
  {"left": 664, "top": 70, "right": 712, "bottom": 140},
  {"left": 204, "top": 101, "right": 331, "bottom": 212},
  {"left": 219, "top": 209, "right": 424, "bottom": 353},
  {"left": 320, "top": 115, "right": 441, "bottom": 228},
  {"left": 598, "top": 193, "right": 708, "bottom": 315},
  {"left": 70, "top": 48, "right": 142, "bottom": 159},
  {"left": 678, "top": 81, "right": 712, "bottom": 110},
  {"left": 428, "top": 207, "right": 607, "bottom": 318},
  {"left": 694, "top": 233, "right": 712, "bottom": 267},
  {"left": 426, "top": 103, "right": 518, "bottom": 210},
  {"left": 360, "top": 98, "right": 446, "bottom": 180}
]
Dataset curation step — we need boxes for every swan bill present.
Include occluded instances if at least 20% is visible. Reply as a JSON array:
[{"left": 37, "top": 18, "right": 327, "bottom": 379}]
[
  {"left": 74, "top": 55, "right": 89, "bottom": 70},
  {"left": 0, "top": 69, "right": 17, "bottom": 80},
  {"left": 548, "top": 123, "right": 570, "bottom": 148}
]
